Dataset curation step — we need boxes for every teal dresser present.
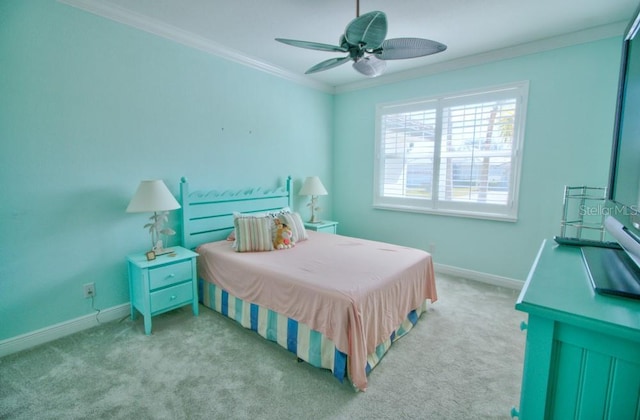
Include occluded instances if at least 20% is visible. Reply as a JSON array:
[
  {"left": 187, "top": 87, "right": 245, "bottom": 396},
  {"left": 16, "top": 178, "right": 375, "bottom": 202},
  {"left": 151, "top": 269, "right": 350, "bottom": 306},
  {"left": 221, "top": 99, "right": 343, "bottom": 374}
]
[
  {"left": 127, "top": 246, "right": 199, "bottom": 335},
  {"left": 514, "top": 240, "right": 640, "bottom": 419}
]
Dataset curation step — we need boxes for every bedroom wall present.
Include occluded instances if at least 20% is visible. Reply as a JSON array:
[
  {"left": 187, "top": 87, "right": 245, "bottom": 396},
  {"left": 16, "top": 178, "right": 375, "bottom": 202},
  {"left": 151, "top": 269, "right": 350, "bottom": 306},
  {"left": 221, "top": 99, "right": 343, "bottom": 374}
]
[
  {"left": 0, "top": 1, "right": 333, "bottom": 341},
  {"left": 0, "top": 1, "right": 622, "bottom": 347},
  {"left": 332, "top": 37, "right": 622, "bottom": 281}
]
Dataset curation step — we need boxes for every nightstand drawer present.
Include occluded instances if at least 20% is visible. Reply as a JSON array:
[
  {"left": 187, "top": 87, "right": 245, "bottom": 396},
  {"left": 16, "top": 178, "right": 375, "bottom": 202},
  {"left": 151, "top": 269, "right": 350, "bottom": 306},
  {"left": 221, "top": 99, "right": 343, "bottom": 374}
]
[
  {"left": 150, "top": 282, "right": 193, "bottom": 313},
  {"left": 149, "top": 260, "right": 192, "bottom": 290}
]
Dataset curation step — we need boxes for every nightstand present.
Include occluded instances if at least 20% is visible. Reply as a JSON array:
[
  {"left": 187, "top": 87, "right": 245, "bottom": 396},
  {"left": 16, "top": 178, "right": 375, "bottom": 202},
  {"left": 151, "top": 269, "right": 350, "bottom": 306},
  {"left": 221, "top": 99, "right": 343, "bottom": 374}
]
[
  {"left": 127, "top": 246, "right": 199, "bottom": 335},
  {"left": 304, "top": 220, "right": 338, "bottom": 234}
]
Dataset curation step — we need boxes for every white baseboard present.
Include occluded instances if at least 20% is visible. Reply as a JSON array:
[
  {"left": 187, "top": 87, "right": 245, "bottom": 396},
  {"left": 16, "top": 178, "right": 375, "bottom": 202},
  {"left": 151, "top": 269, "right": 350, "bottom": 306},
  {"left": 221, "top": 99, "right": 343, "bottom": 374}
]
[
  {"left": 0, "top": 303, "right": 130, "bottom": 358},
  {"left": 1, "top": 264, "right": 521, "bottom": 358},
  {"left": 434, "top": 263, "right": 524, "bottom": 290}
]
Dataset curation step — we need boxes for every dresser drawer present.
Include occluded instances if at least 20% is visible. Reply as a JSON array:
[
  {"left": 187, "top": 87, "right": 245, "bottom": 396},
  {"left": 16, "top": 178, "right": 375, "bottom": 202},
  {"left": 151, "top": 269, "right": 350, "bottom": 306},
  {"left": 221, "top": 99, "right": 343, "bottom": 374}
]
[
  {"left": 150, "top": 282, "right": 193, "bottom": 313},
  {"left": 149, "top": 260, "right": 192, "bottom": 290}
]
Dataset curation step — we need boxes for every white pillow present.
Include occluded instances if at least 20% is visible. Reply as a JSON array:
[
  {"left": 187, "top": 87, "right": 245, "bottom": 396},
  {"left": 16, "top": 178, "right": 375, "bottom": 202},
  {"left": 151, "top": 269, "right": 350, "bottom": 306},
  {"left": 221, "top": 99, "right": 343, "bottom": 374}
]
[{"left": 278, "top": 211, "right": 308, "bottom": 243}]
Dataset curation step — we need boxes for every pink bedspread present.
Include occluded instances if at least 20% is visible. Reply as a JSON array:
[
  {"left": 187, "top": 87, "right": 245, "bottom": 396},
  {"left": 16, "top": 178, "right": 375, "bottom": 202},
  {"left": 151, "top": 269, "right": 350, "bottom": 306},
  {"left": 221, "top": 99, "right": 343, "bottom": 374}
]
[{"left": 196, "top": 231, "right": 437, "bottom": 391}]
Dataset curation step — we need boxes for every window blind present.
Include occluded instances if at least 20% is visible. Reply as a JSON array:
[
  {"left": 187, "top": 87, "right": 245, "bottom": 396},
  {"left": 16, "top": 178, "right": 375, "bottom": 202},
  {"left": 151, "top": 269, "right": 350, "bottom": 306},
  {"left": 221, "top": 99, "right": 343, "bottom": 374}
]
[{"left": 374, "top": 82, "right": 528, "bottom": 221}]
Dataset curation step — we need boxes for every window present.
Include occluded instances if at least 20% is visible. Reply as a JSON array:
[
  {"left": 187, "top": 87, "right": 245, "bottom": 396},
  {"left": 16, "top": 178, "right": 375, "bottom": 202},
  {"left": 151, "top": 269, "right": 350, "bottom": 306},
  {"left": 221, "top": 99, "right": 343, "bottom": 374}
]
[{"left": 373, "top": 82, "right": 528, "bottom": 221}]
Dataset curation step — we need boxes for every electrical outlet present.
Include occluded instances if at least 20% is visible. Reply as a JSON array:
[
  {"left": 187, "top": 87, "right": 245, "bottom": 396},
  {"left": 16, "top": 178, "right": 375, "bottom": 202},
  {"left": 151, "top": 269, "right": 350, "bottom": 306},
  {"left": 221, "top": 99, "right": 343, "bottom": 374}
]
[
  {"left": 428, "top": 243, "right": 436, "bottom": 254},
  {"left": 83, "top": 282, "right": 96, "bottom": 298}
]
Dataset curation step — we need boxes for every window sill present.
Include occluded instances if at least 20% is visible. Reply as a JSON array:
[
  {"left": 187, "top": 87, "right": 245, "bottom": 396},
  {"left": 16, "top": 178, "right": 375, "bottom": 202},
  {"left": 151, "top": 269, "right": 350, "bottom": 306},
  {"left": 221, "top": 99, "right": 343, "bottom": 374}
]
[{"left": 372, "top": 203, "right": 518, "bottom": 223}]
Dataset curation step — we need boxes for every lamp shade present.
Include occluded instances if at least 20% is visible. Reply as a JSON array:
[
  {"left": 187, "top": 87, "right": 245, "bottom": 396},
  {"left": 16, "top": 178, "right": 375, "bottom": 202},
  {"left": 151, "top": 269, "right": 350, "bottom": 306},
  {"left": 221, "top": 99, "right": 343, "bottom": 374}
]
[
  {"left": 126, "top": 180, "right": 180, "bottom": 213},
  {"left": 298, "top": 176, "right": 328, "bottom": 196}
]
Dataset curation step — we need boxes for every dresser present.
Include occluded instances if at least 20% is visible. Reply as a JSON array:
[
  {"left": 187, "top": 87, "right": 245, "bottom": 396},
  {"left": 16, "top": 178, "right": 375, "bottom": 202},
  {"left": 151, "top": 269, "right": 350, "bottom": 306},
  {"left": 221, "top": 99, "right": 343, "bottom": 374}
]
[
  {"left": 513, "top": 240, "right": 640, "bottom": 419},
  {"left": 127, "top": 246, "right": 199, "bottom": 335}
]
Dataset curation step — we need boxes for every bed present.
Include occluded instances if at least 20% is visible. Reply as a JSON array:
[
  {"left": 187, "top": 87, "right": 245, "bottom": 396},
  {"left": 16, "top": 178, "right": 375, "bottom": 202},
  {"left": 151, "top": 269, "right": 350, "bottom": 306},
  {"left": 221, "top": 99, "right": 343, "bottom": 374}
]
[{"left": 179, "top": 176, "right": 437, "bottom": 391}]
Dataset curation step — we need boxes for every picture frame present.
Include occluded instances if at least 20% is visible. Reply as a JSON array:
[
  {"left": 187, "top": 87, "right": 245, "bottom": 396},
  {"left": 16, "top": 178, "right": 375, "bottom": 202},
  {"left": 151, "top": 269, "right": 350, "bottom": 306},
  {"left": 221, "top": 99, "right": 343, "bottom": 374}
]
[{"left": 145, "top": 250, "right": 156, "bottom": 261}]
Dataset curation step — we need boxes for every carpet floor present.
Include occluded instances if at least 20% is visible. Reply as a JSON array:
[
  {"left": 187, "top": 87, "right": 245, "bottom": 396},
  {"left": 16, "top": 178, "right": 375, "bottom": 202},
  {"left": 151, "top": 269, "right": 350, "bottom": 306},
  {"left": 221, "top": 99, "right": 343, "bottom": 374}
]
[{"left": 0, "top": 274, "right": 526, "bottom": 419}]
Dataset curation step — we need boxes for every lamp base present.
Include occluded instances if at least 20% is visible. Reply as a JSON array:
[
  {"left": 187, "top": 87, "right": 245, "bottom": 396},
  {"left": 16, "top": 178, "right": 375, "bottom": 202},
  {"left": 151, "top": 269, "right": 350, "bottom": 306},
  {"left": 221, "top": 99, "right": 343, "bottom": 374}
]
[
  {"left": 151, "top": 239, "right": 175, "bottom": 256},
  {"left": 308, "top": 214, "right": 322, "bottom": 224},
  {"left": 153, "top": 247, "right": 175, "bottom": 256}
]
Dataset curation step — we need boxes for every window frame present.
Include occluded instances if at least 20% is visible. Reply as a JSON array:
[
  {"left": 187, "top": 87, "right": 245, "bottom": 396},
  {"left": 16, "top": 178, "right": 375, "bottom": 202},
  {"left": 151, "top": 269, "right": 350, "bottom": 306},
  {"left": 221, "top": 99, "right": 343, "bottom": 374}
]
[{"left": 373, "top": 81, "right": 529, "bottom": 222}]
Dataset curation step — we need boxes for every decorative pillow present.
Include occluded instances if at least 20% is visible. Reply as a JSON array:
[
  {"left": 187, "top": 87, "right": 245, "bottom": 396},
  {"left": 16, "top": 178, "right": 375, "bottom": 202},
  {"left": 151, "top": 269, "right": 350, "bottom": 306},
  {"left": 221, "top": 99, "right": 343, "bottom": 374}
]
[
  {"left": 278, "top": 211, "right": 308, "bottom": 243},
  {"left": 233, "top": 213, "right": 274, "bottom": 252}
]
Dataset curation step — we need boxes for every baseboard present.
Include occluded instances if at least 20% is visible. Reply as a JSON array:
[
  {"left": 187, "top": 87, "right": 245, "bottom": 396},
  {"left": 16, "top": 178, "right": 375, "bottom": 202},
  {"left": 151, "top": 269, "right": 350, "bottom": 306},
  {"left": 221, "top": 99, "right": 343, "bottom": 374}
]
[
  {"left": 1, "top": 265, "right": 520, "bottom": 358},
  {"left": 434, "top": 263, "right": 524, "bottom": 290},
  {"left": 0, "top": 303, "right": 130, "bottom": 358}
]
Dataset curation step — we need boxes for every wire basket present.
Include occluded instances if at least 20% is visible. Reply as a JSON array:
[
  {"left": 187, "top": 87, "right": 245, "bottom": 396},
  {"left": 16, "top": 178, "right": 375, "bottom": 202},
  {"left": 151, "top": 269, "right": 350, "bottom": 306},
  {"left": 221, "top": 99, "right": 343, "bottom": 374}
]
[{"left": 558, "top": 186, "right": 608, "bottom": 242}]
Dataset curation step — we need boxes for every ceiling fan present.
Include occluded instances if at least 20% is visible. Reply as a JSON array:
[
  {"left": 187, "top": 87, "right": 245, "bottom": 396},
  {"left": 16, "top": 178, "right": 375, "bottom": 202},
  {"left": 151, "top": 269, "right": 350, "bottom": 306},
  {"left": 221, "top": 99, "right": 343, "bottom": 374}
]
[{"left": 275, "top": 0, "right": 447, "bottom": 78}]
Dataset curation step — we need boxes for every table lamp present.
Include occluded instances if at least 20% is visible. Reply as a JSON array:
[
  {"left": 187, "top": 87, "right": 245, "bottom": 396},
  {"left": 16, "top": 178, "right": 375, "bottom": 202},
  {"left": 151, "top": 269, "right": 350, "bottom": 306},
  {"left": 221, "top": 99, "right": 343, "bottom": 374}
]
[
  {"left": 299, "top": 176, "right": 328, "bottom": 223},
  {"left": 126, "top": 180, "right": 181, "bottom": 255}
]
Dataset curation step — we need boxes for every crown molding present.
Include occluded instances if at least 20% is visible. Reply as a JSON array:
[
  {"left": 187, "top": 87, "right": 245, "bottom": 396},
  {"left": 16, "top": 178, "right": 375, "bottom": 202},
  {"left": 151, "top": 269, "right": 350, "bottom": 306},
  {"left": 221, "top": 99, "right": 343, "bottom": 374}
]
[
  {"left": 335, "top": 21, "right": 626, "bottom": 93},
  {"left": 57, "top": 0, "right": 334, "bottom": 93},
  {"left": 58, "top": 0, "right": 625, "bottom": 95}
]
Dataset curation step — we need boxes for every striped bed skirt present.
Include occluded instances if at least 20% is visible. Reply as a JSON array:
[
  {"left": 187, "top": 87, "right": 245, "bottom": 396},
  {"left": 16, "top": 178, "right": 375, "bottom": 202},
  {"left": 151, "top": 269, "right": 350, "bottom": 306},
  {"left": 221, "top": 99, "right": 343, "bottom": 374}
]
[{"left": 198, "top": 279, "right": 428, "bottom": 390}]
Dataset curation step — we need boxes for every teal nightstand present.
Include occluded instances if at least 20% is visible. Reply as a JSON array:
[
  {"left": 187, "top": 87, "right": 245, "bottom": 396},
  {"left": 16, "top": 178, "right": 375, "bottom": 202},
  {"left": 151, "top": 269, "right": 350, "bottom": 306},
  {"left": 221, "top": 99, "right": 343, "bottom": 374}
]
[
  {"left": 127, "top": 246, "right": 199, "bottom": 335},
  {"left": 304, "top": 220, "right": 338, "bottom": 234}
]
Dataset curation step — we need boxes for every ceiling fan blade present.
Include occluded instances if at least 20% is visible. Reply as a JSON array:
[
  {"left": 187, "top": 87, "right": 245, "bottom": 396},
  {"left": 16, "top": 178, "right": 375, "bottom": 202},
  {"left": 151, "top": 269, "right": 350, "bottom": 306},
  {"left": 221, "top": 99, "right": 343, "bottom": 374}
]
[
  {"left": 305, "top": 56, "right": 352, "bottom": 74},
  {"left": 275, "top": 38, "right": 348, "bottom": 53},
  {"left": 375, "top": 38, "right": 447, "bottom": 60},
  {"left": 344, "top": 11, "right": 387, "bottom": 49},
  {"left": 352, "top": 55, "right": 387, "bottom": 77}
]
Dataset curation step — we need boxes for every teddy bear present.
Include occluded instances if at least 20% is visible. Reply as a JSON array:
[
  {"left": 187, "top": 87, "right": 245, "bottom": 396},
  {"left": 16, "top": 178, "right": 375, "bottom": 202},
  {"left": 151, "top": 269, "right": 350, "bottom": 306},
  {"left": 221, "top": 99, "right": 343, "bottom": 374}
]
[{"left": 273, "top": 218, "right": 294, "bottom": 249}]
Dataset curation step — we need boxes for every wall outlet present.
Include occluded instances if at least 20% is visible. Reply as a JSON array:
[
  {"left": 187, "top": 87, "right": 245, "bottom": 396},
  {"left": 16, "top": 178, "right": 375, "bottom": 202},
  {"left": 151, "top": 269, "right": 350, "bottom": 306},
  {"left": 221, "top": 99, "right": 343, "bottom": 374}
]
[
  {"left": 83, "top": 282, "right": 96, "bottom": 298},
  {"left": 428, "top": 243, "right": 436, "bottom": 254}
]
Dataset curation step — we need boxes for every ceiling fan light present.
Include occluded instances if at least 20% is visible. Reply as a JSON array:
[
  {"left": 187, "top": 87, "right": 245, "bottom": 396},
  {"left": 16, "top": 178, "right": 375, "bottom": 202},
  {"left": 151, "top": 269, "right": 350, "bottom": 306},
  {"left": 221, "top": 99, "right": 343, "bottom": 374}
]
[{"left": 353, "top": 55, "right": 386, "bottom": 77}]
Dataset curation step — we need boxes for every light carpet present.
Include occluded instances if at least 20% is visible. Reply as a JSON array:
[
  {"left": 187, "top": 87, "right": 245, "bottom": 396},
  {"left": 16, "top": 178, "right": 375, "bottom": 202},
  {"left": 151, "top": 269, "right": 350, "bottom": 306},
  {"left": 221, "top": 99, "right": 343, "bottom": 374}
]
[{"left": 0, "top": 274, "right": 526, "bottom": 419}]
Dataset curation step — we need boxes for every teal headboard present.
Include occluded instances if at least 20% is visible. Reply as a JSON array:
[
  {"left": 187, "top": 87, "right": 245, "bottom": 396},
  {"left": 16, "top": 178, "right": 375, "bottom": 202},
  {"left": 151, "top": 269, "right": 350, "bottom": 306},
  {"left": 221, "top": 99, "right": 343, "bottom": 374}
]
[{"left": 179, "top": 176, "right": 292, "bottom": 250}]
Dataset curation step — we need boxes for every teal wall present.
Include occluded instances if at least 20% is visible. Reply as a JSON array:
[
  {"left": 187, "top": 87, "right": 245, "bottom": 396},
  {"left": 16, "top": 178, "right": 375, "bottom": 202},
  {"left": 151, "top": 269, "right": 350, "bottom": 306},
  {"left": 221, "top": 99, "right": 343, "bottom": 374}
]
[
  {"left": 333, "top": 37, "right": 622, "bottom": 281},
  {"left": 0, "top": 0, "right": 624, "bottom": 344},
  {"left": 0, "top": 1, "right": 333, "bottom": 340}
]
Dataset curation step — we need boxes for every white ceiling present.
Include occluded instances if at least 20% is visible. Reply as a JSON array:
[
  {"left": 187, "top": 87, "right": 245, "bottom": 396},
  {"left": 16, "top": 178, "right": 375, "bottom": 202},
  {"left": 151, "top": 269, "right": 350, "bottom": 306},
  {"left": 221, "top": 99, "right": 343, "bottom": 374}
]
[{"left": 62, "top": 0, "right": 639, "bottom": 90}]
